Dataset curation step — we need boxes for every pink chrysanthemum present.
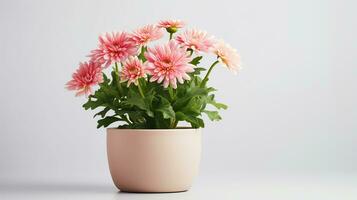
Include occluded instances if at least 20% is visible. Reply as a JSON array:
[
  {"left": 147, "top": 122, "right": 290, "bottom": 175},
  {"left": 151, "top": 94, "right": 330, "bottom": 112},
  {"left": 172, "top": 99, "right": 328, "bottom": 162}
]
[
  {"left": 213, "top": 40, "right": 241, "bottom": 74},
  {"left": 145, "top": 41, "right": 194, "bottom": 89},
  {"left": 176, "top": 29, "right": 216, "bottom": 52},
  {"left": 120, "top": 56, "right": 147, "bottom": 86},
  {"left": 157, "top": 20, "right": 185, "bottom": 29},
  {"left": 89, "top": 32, "right": 138, "bottom": 68},
  {"left": 66, "top": 61, "right": 103, "bottom": 96},
  {"left": 131, "top": 25, "right": 164, "bottom": 46}
]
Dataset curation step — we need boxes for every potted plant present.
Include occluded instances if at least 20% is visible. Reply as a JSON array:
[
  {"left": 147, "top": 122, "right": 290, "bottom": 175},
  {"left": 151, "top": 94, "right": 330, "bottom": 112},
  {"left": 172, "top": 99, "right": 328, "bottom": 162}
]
[{"left": 66, "top": 19, "right": 241, "bottom": 193}]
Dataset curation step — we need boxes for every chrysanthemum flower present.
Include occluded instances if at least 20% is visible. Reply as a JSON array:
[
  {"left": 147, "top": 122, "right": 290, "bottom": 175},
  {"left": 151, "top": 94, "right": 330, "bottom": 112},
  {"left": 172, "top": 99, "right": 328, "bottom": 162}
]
[
  {"left": 131, "top": 25, "right": 164, "bottom": 46},
  {"left": 89, "top": 32, "right": 138, "bottom": 68},
  {"left": 120, "top": 56, "right": 147, "bottom": 86},
  {"left": 176, "top": 29, "right": 216, "bottom": 53},
  {"left": 157, "top": 20, "right": 185, "bottom": 33},
  {"left": 145, "top": 41, "right": 194, "bottom": 88},
  {"left": 213, "top": 40, "right": 241, "bottom": 74},
  {"left": 66, "top": 61, "right": 103, "bottom": 96}
]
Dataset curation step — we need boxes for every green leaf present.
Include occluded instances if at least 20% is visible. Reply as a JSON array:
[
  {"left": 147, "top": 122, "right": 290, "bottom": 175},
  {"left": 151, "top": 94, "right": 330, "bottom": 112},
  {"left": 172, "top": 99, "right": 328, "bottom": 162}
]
[
  {"left": 126, "top": 90, "right": 154, "bottom": 117},
  {"left": 101, "top": 73, "right": 110, "bottom": 85},
  {"left": 192, "top": 67, "right": 206, "bottom": 75},
  {"left": 94, "top": 107, "right": 110, "bottom": 118},
  {"left": 176, "top": 112, "right": 204, "bottom": 128},
  {"left": 203, "top": 110, "right": 222, "bottom": 121},
  {"left": 207, "top": 94, "right": 228, "bottom": 110},
  {"left": 138, "top": 46, "right": 147, "bottom": 62},
  {"left": 116, "top": 110, "right": 146, "bottom": 124},
  {"left": 182, "top": 96, "right": 205, "bottom": 114},
  {"left": 212, "top": 102, "right": 228, "bottom": 110},
  {"left": 189, "top": 56, "right": 203, "bottom": 66},
  {"left": 156, "top": 96, "right": 175, "bottom": 119},
  {"left": 174, "top": 86, "right": 208, "bottom": 109},
  {"left": 97, "top": 116, "right": 121, "bottom": 128},
  {"left": 207, "top": 87, "right": 217, "bottom": 93},
  {"left": 83, "top": 97, "right": 105, "bottom": 110}
]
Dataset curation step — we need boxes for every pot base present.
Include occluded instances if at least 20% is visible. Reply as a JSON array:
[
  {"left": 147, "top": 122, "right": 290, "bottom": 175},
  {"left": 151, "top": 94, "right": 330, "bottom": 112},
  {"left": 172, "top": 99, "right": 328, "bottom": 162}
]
[{"left": 119, "top": 189, "right": 189, "bottom": 193}]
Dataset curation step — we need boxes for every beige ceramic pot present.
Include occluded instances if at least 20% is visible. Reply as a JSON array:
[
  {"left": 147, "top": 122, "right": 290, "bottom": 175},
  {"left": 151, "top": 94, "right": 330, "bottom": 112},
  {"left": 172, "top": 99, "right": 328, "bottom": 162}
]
[{"left": 107, "top": 128, "right": 201, "bottom": 193}]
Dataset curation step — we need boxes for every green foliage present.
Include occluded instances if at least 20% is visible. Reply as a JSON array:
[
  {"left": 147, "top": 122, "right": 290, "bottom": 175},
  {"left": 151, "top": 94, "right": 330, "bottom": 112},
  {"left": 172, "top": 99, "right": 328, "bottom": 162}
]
[
  {"left": 82, "top": 55, "right": 228, "bottom": 129},
  {"left": 156, "top": 96, "right": 175, "bottom": 119},
  {"left": 138, "top": 46, "right": 147, "bottom": 62},
  {"left": 189, "top": 56, "right": 202, "bottom": 65}
]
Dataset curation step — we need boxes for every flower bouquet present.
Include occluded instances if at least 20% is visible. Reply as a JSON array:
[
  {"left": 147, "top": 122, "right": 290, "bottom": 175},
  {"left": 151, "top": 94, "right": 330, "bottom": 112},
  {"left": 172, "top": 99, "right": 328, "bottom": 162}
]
[{"left": 66, "top": 20, "right": 240, "bottom": 192}]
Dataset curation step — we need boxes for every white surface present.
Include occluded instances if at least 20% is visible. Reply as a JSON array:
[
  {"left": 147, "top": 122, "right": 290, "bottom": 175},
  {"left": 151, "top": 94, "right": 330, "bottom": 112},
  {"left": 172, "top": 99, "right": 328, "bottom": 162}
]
[{"left": 1, "top": 174, "right": 356, "bottom": 200}]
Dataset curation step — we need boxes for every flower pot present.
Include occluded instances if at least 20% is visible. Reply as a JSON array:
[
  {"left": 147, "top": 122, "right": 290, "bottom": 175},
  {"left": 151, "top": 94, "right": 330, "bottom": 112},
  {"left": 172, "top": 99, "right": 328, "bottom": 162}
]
[{"left": 107, "top": 128, "right": 201, "bottom": 193}]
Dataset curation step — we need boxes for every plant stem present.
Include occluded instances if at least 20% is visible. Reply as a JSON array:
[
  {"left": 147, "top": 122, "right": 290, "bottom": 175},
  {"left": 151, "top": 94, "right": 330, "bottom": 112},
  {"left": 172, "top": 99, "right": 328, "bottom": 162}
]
[
  {"left": 139, "top": 46, "right": 146, "bottom": 60},
  {"left": 168, "top": 87, "right": 174, "bottom": 100},
  {"left": 115, "top": 62, "right": 119, "bottom": 72},
  {"left": 201, "top": 60, "right": 219, "bottom": 87},
  {"left": 173, "top": 120, "right": 178, "bottom": 128},
  {"left": 115, "top": 62, "right": 123, "bottom": 94},
  {"left": 137, "top": 82, "right": 145, "bottom": 98},
  {"left": 169, "top": 33, "right": 173, "bottom": 40},
  {"left": 170, "top": 118, "right": 176, "bottom": 128}
]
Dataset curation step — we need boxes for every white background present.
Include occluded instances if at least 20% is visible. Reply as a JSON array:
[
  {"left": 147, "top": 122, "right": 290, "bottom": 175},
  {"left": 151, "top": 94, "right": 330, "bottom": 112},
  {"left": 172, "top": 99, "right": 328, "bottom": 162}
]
[{"left": 0, "top": 0, "right": 356, "bottom": 199}]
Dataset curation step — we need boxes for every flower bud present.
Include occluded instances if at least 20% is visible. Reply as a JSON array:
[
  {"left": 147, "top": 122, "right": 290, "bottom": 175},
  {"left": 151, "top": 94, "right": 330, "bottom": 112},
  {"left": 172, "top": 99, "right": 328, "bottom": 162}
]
[{"left": 166, "top": 27, "right": 178, "bottom": 34}]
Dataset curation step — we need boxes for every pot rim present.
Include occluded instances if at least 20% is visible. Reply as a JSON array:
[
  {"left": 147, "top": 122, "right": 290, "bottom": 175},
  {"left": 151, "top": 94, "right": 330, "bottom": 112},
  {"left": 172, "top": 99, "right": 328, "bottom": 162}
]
[{"left": 107, "top": 127, "right": 201, "bottom": 132}]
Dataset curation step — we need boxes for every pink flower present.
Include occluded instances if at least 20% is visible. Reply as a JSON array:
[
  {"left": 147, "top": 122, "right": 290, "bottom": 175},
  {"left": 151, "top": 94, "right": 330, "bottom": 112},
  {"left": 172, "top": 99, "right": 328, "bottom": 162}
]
[
  {"left": 131, "top": 25, "right": 164, "bottom": 46},
  {"left": 213, "top": 40, "right": 241, "bottom": 74},
  {"left": 176, "top": 29, "right": 216, "bottom": 53},
  {"left": 157, "top": 20, "right": 185, "bottom": 32},
  {"left": 89, "top": 32, "right": 138, "bottom": 68},
  {"left": 66, "top": 61, "right": 103, "bottom": 96},
  {"left": 120, "top": 56, "right": 147, "bottom": 86},
  {"left": 145, "top": 41, "right": 194, "bottom": 89}
]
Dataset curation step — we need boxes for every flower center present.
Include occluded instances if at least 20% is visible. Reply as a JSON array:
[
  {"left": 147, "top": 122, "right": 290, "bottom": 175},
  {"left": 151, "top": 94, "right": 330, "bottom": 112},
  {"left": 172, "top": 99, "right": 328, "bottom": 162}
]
[
  {"left": 161, "top": 58, "right": 173, "bottom": 71},
  {"left": 84, "top": 74, "right": 93, "bottom": 83},
  {"left": 128, "top": 67, "right": 139, "bottom": 74}
]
